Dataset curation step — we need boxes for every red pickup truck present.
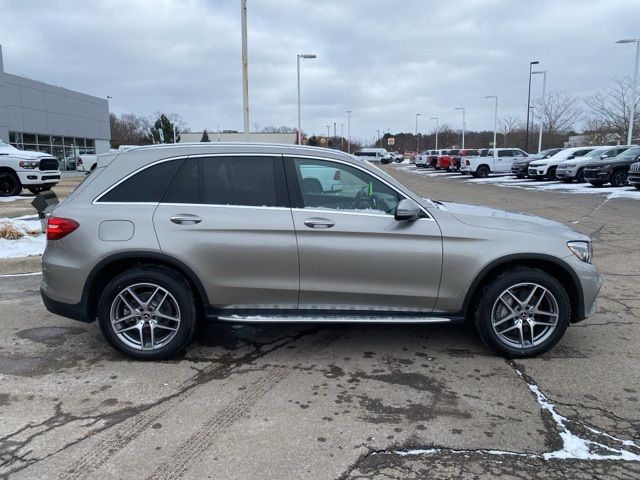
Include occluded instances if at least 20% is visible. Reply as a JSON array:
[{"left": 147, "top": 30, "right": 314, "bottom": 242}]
[{"left": 436, "top": 149, "right": 460, "bottom": 170}]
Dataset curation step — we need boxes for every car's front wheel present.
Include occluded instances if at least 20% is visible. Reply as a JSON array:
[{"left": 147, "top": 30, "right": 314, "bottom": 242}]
[
  {"left": 610, "top": 170, "right": 628, "bottom": 188},
  {"left": 547, "top": 167, "right": 558, "bottom": 181},
  {"left": 97, "top": 266, "right": 197, "bottom": 359},
  {"left": 474, "top": 165, "right": 490, "bottom": 178},
  {"left": 475, "top": 267, "right": 570, "bottom": 357},
  {"left": 0, "top": 172, "right": 21, "bottom": 197}
]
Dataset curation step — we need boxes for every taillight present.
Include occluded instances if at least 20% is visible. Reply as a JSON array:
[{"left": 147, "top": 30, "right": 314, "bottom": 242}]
[
  {"left": 333, "top": 170, "right": 341, "bottom": 181},
  {"left": 46, "top": 217, "right": 79, "bottom": 240}
]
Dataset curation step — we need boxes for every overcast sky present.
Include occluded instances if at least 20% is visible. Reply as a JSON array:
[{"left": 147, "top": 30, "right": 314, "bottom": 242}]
[{"left": 1, "top": 0, "right": 639, "bottom": 143}]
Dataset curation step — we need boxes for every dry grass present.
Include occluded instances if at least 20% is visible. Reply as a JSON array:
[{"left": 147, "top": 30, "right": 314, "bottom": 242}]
[{"left": 0, "top": 221, "right": 25, "bottom": 240}]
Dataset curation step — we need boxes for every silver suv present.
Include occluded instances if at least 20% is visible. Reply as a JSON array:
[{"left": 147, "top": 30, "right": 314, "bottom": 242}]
[{"left": 40, "top": 143, "right": 602, "bottom": 359}]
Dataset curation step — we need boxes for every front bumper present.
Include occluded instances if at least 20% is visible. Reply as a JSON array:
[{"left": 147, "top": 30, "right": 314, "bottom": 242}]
[
  {"left": 16, "top": 171, "right": 61, "bottom": 185},
  {"left": 511, "top": 164, "right": 529, "bottom": 175},
  {"left": 556, "top": 167, "right": 578, "bottom": 179},
  {"left": 628, "top": 172, "right": 640, "bottom": 186},
  {"left": 564, "top": 254, "right": 603, "bottom": 322},
  {"left": 528, "top": 167, "right": 546, "bottom": 177},
  {"left": 584, "top": 169, "right": 610, "bottom": 181}
]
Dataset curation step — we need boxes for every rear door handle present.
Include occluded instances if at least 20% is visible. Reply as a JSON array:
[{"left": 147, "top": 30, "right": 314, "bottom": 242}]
[
  {"left": 170, "top": 214, "right": 202, "bottom": 225},
  {"left": 304, "top": 217, "right": 335, "bottom": 229}
]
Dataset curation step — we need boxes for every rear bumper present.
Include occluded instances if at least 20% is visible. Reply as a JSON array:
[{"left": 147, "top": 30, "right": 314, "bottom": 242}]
[{"left": 40, "top": 287, "right": 93, "bottom": 323}]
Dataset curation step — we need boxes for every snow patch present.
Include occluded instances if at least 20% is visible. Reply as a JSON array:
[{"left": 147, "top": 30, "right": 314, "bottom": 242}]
[{"left": 0, "top": 215, "right": 46, "bottom": 259}]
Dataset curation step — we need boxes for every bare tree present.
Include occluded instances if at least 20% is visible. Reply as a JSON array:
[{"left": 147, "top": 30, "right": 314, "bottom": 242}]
[
  {"left": 532, "top": 90, "right": 582, "bottom": 136},
  {"left": 110, "top": 113, "right": 151, "bottom": 148},
  {"left": 498, "top": 116, "right": 523, "bottom": 146},
  {"left": 585, "top": 77, "right": 639, "bottom": 141}
]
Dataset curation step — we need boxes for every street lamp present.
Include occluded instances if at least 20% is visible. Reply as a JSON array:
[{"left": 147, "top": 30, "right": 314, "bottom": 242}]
[
  {"left": 455, "top": 107, "right": 466, "bottom": 149},
  {"left": 346, "top": 110, "right": 352, "bottom": 153},
  {"left": 484, "top": 96, "right": 498, "bottom": 150},
  {"left": 297, "top": 53, "right": 317, "bottom": 145},
  {"left": 241, "top": 0, "right": 250, "bottom": 140},
  {"left": 326, "top": 125, "right": 331, "bottom": 148},
  {"left": 532, "top": 70, "right": 547, "bottom": 153},
  {"left": 376, "top": 129, "right": 380, "bottom": 146},
  {"left": 430, "top": 117, "right": 439, "bottom": 150},
  {"left": 415, "top": 113, "right": 421, "bottom": 152},
  {"left": 525, "top": 60, "right": 540, "bottom": 152},
  {"left": 616, "top": 39, "right": 640, "bottom": 145}
]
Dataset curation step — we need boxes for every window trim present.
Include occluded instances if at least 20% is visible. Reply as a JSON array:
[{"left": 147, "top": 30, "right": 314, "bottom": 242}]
[{"left": 283, "top": 155, "right": 433, "bottom": 221}]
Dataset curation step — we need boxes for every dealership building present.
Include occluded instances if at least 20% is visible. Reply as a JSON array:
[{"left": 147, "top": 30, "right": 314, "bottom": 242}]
[{"left": 0, "top": 46, "right": 111, "bottom": 169}]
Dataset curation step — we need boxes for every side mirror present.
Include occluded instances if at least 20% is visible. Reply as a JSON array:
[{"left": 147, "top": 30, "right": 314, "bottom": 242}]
[
  {"left": 395, "top": 199, "right": 421, "bottom": 221},
  {"left": 567, "top": 155, "right": 575, "bottom": 159}
]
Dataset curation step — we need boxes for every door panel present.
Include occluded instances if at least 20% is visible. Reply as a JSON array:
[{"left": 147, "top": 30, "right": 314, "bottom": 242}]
[
  {"left": 154, "top": 205, "right": 299, "bottom": 308},
  {"left": 292, "top": 211, "right": 442, "bottom": 311}
]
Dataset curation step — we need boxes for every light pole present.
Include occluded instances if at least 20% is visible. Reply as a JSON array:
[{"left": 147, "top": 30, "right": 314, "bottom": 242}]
[
  {"left": 217, "top": 125, "right": 220, "bottom": 142},
  {"left": 616, "top": 39, "right": 640, "bottom": 145},
  {"left": 297, "top": 53, "right": 317, "bottom": 145},
  {"left": 346, "top": 110, "right": 352, "bottom": 153},
  {"left": 415, "top": 113, "right": 421, "bottom": 152},
  {"left": 326, "top": 125, "right": 331, "bottom": 147},
  {"left": 484, "top": 96, "right": 498, "bottom": 150},
  {"left": 530, "top": 106, "right": 535, "bottom": 149},
  {"left": 341, "top": 123, "right": 344, "bottom": 149},
  {"left": 455, "top": 107, "right": 465, "bottom": 148},
  {"left": 241, "top": 0, "right": 250, "bottom": 140},
  {"left": 532, "top": 70, "right": 547, "bottom": 152},
  {"left": 525, "top": 61, "right": 540, "bottom": 152},
  {"left": 430, "top": 117, "right": 439, "bottom": 150}
]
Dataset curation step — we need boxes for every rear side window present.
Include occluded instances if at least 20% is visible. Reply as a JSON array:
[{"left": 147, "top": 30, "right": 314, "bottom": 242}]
[
  {"left": 202, "top": 157, "right": 278, "bottom": 207},
  {"left": 99, "top": 160, "right": 183, "bottom": 203}
]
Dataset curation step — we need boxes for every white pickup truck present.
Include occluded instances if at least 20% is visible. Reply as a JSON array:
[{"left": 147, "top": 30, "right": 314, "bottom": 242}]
[
  {"left": 77, "top": 145, "right": 139, "bottom": 173},
  {"left": 460, "top": 148, "right": 528, "bottom": 177},
  {"left": 0, "top": 139, "right": 61, "bottom": 196}
]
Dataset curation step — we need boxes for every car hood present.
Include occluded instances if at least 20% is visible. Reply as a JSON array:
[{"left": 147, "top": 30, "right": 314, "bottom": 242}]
[
  {"left": 0, "top": 147, "right": 54, "bottom": 160},
  {"left": 438, "top": 201, "right": 586, "bottom": 238}
]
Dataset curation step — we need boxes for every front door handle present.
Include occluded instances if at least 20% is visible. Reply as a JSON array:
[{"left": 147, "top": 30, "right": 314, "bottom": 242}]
[
  {"left": 170, "top": 214, "right": 202, "bottom": 225},
  {"left": 304, "top": 217, "right": 335, "bottom": 229}
]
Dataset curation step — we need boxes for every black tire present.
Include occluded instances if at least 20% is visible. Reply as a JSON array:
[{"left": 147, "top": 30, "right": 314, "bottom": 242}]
[
  {"left": 515, "top": 174, "right": 525, "bottom": 179},
  {"left": 475, "top": 165, "right": 490, "bottom": 178},
  {"left": 97, "top": 266, "right": 197, "bottom": 360},
  {"left": 589, "top": 181, "right": 605, "bottom": 188},
  {"left": 635, "top": 185, "right": 640, "bottom": 190},
  {"left": 0, "top": 171, "right": 21, "bottom": 197},
  {"left": 576, "top": 168, "right": 585, "bottom": 183},
  {"left": 562, "top": 179, "right": 573, "bottom": 183},
  {"left": 475, "top": 267, "right": 571, "bottom": 358},
  {"left": 547, "top": 166, "right": 558, "bottom": 181},
  {"left": 28, "top": 186, "right": 52, "bottom": 194},
  {"left": 610, "top": 170, "right": 628, "bottom": 188}
]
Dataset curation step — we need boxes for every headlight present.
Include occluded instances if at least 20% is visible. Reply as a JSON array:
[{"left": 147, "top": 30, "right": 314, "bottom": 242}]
[
  {"left": 19, "top": 160, "right": 39, "bottom": 169},
  {"left": 567, "top": 241, "right": 592, "bottom": 264},
  {"left": 534, "top": 162, "right": 546, "bottom": 167},
  {"left": 562, "top": 163, "right": 576, "bottom": 168}
]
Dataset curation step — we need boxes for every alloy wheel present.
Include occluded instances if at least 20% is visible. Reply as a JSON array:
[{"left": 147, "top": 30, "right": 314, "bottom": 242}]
[
  {"left": 491, "top": 282, "right": 559, "bottom": 350},
  {"left": 611, "top": 171, "right": 627, "bottom": 187},
  {"left": 0, "top": 174, "right": 17, "bottom": 196},
  {"left": 109, "top": 283, "right": 181, "bottom": 351}
]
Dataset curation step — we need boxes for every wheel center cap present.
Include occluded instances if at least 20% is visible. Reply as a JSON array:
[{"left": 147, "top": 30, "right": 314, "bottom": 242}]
[{"left": 142, "top": 313, "right": 150, "bottom": 320}]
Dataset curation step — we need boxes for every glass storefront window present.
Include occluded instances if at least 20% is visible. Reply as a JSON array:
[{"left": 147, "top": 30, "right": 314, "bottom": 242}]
[
  {"left": 38, "top": 145, "right": 52, "bottom": 155},
  {"left": 23, "top": 133, "right": 36, "bottom": 144},
  {"left": 75, "top": 138, "right": 86, "bottom": 149},
  {"left": 38, "top": 134, "right": 51, "bottom": 147},
  {"left": 23, "top": 144, "right": 38, "bottom": 152},
  {"left": 51, "top": 136, "right": 63, "bottom": 146},
  {"left": 86, "top": 139, "right": 95, "bottom": 148},
  {"left": 63, "top": 137, "right": 75, "bottom": 148}
]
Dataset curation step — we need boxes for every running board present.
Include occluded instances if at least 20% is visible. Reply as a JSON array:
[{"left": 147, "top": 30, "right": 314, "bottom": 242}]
[{"left": 216, "top": 314, "right": 453, "bottom": 324}]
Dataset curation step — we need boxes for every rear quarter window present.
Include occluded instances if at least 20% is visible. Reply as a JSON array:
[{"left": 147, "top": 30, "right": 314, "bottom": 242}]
[{"left": 99, "top": 160, "right": 184, "bottom": 203}]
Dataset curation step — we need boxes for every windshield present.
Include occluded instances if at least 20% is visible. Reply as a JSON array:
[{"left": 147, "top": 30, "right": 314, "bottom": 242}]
[
  {"left": 0, "top": 140, "right": 16, "bottom": 149},
  {"left": 583, "top": 147, "right": 608, "bottom": 159}
]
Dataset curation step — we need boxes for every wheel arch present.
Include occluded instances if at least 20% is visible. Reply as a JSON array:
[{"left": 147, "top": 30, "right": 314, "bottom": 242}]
[
  {"left": 83, "top": 252, "right": 209, "bottom": 322},
  {"left": 462, "top": 254, "right": 583, "bottom": 323}
]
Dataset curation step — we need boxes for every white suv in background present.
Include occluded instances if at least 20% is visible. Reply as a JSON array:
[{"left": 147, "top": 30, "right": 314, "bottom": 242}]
[
  {"left": 354, "top": 148, "right": 391, "bottom": 163},
  {"left": 528, "top": 146, "right": 594, "bottom": 181},
  {"left": 461, "top": 148, "right": 528, "bottom": 177},
  {"left": 0, "top": 139, "right": 61, "bottom": 196}
]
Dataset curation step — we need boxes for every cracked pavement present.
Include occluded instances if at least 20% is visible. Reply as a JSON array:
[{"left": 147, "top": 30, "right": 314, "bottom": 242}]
[{"left": 0, "top": 168, "right": 638, "bottom": 479}]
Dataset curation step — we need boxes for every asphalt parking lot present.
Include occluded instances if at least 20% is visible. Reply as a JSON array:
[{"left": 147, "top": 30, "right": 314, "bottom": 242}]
[{"left": 0, "top": 168, "right": 639, "bottom": 479}]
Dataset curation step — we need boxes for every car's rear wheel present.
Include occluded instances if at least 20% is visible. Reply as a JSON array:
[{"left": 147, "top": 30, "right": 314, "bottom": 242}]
[
  {"left": 0, "top": 172, "right": 21, "bottom": 197},
  {"left": 610, "top": 170, "right": 628, "bottom": 188},
  {"left": 97, "top": 266, "right": 197, "bottom": 359},
  {"left": 547, "top": 166, "right": 558, "bottom": 181},
  {"left": 475, "top": 165, "right": 490, "bottom": 178},
  {"left": 475, "top": 267, "right": 570, "bottom": 357}
]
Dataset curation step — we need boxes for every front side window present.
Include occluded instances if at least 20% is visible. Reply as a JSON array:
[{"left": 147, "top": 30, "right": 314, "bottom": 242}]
[
  {"left": 202, "top": 156, "right": 278, "bottom": 207},
  {"left": 100, "top": 159, "right": 184, "bottom": 203},
  {"left": 498, "top": 150, "right": 512, "bottom": 157},
  {"left": 292, "top": 158, "right": 400, "bottom": 215}
]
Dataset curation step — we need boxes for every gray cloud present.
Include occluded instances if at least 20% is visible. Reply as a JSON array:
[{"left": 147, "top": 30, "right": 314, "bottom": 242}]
[{"left": 1, "top": 0, "right": 638, "bottom": 144}]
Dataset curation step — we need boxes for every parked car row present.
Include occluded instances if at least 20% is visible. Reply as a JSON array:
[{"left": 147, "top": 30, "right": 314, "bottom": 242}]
[
  {"left": 402, "top": 144, "right": 640, "bottom": 189},
  {"left": 354, "top": 148, "right": 403, "bottom": 164}
]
